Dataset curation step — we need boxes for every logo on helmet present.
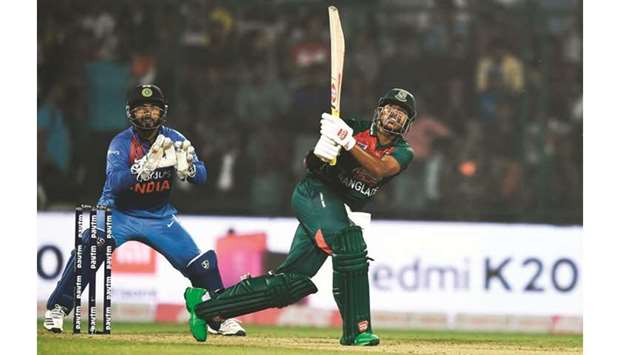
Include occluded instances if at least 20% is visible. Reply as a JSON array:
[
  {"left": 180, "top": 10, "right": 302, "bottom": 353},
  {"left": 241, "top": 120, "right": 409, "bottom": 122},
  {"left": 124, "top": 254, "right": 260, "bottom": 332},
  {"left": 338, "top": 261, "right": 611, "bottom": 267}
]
[
  {"left": 141, "top": 87, "right": 153, "bottom": 98},
  {"left": 395, "top": 89, "right": 409, "bottom": 102}
]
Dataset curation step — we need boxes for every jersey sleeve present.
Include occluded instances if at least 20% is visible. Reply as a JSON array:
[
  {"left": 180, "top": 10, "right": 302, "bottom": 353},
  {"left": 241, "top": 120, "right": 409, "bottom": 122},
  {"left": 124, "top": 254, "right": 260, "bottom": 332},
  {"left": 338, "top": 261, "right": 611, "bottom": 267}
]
[
  {"left": 188, "top": 152, "right": 207, "bottom": 184},
  {"left": 389, "top": 143, "right": 415, "bottom": 171},
  {"left": 106, "top": 136, "right": 137, "bottom": 194}
]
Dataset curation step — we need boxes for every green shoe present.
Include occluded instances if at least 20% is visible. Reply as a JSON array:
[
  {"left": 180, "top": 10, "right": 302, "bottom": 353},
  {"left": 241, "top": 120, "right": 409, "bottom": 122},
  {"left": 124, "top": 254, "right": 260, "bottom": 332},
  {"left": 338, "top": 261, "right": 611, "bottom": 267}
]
[
  {"left": 353, "top": 332, "right": 380, "bottom": 346},
  {"left": 184, "top": 287, "right": 207, "bottom": 342}
]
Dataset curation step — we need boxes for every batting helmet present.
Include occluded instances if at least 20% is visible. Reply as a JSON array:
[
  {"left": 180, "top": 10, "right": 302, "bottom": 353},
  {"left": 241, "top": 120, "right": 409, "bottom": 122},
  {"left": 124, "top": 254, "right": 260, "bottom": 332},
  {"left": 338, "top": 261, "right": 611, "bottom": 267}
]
[
  {"left": 125, "top": 84, "right": 168, "bottom": 130},
  {"left": 373, "top": 88, "right": 417, "bottom": 136}
]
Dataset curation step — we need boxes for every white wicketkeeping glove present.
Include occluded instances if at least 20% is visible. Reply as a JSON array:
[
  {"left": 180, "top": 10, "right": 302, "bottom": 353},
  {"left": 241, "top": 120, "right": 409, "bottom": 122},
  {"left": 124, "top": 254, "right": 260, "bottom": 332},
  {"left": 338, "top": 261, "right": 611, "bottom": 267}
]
[
  {"left": 174, "top": 140, "right": 196, "bottom": 180},
  {"left": 313, "top": 135, "right": 340, "bottom": 162},
  {"left": 130, "top": 134, "right": 177, "bottom": 181},
  {"left": 320, "top": 113, "right": 356, "bottom": 151}
]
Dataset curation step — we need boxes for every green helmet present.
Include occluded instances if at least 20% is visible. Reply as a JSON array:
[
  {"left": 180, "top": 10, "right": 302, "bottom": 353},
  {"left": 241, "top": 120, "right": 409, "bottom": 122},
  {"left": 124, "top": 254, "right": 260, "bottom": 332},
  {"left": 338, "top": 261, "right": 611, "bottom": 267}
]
[{"left": 374, "top": 88, "right": 417, "bottom": 136}]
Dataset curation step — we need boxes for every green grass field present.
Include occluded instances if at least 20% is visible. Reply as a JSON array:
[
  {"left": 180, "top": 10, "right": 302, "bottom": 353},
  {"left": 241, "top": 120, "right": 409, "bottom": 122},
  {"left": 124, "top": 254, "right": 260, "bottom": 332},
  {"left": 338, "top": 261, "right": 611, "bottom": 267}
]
[{"left": 37, "top": 322, "right": 582, "bottom": 355}]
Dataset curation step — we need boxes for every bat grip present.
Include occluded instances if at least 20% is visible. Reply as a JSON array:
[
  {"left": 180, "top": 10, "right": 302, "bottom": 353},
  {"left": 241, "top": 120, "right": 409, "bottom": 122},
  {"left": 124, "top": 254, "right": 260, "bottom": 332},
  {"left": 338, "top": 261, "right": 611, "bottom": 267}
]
[{"left": 328, "top": 108, "right": 340, "bottom": 165}]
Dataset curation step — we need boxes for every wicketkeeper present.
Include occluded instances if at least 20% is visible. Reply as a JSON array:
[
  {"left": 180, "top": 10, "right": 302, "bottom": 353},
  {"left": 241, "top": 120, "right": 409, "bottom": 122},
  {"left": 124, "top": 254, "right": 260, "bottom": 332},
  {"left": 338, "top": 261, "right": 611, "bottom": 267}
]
[
  {"left": 43, "top": 84, "right": 245, "bottom": 338},
  {"left": 184, "top": 88, "right": 416, "bottom": 346}
]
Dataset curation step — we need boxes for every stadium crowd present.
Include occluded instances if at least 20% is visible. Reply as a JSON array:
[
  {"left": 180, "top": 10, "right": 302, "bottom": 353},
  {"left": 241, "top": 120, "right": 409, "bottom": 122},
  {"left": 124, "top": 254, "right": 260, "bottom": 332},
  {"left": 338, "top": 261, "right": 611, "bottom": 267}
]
[{"left": 37, "top": 0, "right": 582, "bottom": 224}]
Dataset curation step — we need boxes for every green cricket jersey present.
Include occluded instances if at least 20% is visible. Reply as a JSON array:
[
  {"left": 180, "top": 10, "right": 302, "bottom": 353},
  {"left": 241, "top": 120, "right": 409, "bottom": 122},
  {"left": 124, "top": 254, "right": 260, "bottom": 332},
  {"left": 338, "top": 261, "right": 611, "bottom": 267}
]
[{"left": 308, "top": 118, "right": 414, "bottom": 210}]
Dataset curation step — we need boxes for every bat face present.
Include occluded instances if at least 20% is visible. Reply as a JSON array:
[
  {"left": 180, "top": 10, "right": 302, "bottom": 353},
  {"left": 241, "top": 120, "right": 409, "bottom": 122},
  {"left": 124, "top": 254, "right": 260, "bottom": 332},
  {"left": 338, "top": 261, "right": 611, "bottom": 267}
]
[
  {"left": 314, "top": 6, "right": 346, "bottom": 166},
  {"left": 329, "top": 6, "right": 345, "bottom": 118}
]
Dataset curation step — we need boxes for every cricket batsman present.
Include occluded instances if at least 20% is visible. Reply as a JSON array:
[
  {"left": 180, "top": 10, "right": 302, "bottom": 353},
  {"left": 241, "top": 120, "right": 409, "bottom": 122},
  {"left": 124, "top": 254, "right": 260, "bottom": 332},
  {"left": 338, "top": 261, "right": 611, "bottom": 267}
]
[
  {"left": 184, "top": 88, "right": 416, "bottom": 346},
  {"left": 43, "top": 84, "right": 245, "bottom": 338}
]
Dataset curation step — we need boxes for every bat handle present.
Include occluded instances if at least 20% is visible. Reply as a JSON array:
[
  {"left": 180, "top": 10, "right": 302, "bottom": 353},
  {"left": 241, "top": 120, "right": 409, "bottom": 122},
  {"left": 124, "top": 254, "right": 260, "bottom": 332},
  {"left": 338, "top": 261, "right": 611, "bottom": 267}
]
[{"left": 328, "top": 108, "right": 340, "bottom": 166}]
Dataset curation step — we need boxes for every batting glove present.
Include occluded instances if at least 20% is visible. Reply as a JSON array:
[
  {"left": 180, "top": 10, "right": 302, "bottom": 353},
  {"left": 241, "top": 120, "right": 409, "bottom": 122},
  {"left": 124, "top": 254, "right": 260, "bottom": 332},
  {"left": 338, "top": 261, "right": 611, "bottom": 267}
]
[
  {"left": 320, "top": 113, "right": 356, "bottom": 151},
  {"left": 313, "top": 134, "right": 340, "bottom": 162}
]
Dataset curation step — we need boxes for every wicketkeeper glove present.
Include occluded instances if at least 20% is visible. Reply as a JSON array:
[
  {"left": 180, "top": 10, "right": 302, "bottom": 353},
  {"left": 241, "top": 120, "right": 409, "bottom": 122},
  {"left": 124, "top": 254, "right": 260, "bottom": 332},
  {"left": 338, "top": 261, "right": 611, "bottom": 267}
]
[
  {"left": 130, "top": 134, "right": 177, "bottom": 181},
  {"left": 174, "top": 140, "right": 197, "bottom": 180},
  {"left": 320, "top": 113, "right": 356, "bottom": 151}
]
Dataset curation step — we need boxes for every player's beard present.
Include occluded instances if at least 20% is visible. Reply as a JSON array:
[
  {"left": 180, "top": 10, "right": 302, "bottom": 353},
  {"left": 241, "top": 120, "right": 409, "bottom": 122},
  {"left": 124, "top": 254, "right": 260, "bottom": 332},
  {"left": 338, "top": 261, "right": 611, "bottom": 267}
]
[
  {"left": 382, "top": 117, "right": 402, "bottom": 132},
  {"left": 140, "top": 116, "right": 159, "bottom": 129},
  {"left": 136, "top": 117, "right": 161, "bottom": 142},
  {"left": 378, "top": 114, "right": 404, "bottom": 136}
]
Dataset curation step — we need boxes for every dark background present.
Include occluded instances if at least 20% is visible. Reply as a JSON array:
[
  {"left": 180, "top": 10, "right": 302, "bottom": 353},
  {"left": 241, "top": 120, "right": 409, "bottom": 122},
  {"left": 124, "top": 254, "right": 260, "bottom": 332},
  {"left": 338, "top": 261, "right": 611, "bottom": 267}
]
[{"left": 37, "top": 0, "right": 582, "bottom": 225}]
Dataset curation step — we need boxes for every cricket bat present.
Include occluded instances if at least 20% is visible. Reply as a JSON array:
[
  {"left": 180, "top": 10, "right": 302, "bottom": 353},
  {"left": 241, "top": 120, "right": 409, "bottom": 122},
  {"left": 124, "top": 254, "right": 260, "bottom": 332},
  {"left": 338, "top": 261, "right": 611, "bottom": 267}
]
[
  {"left": 329, "top": 5, "right": 345, "bottom": 119},
  {"left": 324, "top": 5, "right": 346, "bottom": 165}
]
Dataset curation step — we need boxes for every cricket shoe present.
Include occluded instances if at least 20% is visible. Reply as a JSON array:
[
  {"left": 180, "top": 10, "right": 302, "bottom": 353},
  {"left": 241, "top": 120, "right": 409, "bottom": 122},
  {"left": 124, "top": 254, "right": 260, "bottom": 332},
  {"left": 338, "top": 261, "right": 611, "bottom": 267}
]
[
  {"left": 43, "top": 304, "right": 68, "bottom": 333},
  {"left": 340, "top": 331, "right": 380, "bottom": 346},
  {"left": 352, "top": 332, "right": 380, "bottom": 346},
  {"left": 207, "top": 318, "right": 246, "bottom": 336},
  {"left": 184, "top": 287, "right": 208, "bottom": 342}
]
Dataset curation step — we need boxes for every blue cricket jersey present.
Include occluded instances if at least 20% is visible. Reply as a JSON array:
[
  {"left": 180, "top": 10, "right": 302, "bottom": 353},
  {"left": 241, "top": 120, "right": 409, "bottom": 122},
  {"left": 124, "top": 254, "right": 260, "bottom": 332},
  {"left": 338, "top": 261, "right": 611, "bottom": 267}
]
[{"left": 97, "top": 126, "right": 207, "bottom": 218}]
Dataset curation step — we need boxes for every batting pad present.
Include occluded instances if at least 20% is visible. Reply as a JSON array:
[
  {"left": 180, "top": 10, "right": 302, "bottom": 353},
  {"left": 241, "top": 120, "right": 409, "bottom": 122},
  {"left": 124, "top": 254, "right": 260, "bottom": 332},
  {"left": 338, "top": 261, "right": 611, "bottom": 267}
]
[
  {"left": 195, "top": 272, "right": 317, "bottom": 321},
  {"left": 331, "top": 225, "right": 373, "bottom": 345}
]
